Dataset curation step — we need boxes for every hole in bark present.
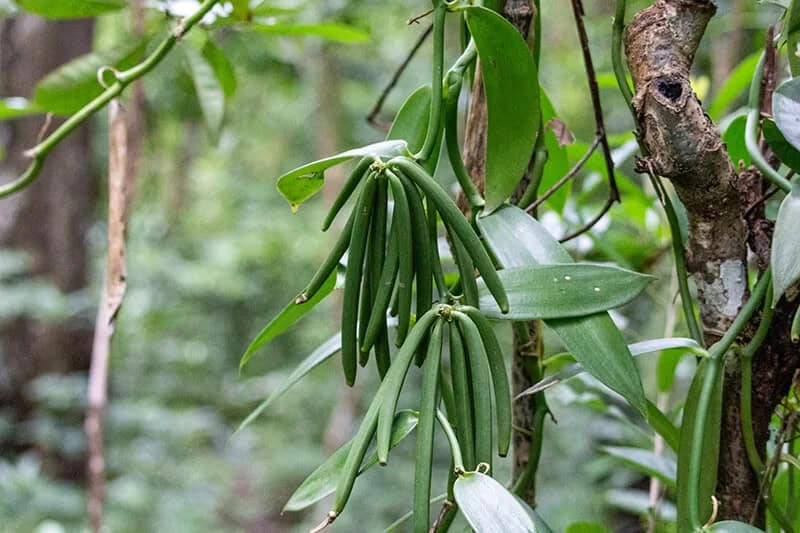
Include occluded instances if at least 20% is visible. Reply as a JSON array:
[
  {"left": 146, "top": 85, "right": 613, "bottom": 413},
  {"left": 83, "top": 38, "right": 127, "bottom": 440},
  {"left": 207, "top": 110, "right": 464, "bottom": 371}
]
[{"left": 656, "top": 79, "right": 683, "bottom": 101}]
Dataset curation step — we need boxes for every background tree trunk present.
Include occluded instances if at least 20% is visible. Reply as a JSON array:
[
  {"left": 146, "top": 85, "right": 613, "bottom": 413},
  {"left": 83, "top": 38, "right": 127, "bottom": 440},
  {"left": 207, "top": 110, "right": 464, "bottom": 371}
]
[{"left": 0, "top": 15, "right": 96, "bottom": 479}]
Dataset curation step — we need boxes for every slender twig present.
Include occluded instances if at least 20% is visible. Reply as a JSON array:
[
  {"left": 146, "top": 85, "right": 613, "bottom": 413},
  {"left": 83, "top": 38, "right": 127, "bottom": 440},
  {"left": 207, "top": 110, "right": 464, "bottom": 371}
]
[
  {"left": 408, "top": 7, "right": 434, "bottom": 25},
  {"left": 366, "top": 23, "right": 433, "bottom": 129},
  {"left": 526, "top": 136, "right": 599, "bottom": 214},
  {"left": 569, "top": 0, "right": 620, "bottom": 203},
  {"left": 429, "top": 499, "right": 453, "bottom": 532},
  {"left": 559, "top": 196, "right": 614, "bottom": 243},
  {"left": 0, "top": 0, "right": 219, "bottom": 198},
  {"left": 744, "top": 185, "right": 780, "bottom": 218}
]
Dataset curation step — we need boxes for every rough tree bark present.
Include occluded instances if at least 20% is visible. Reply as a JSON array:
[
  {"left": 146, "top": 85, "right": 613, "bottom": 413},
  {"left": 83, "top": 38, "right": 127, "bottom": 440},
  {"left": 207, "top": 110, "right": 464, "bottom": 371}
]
[
  {"left": 460, "top": 0, "right": 540, "bottom": 505},
  {"left": 625, "top": 0, "right": 800, "bottom": 522},
  {"left": 0, "top": 16, "right": 96, "bottom": 477}
]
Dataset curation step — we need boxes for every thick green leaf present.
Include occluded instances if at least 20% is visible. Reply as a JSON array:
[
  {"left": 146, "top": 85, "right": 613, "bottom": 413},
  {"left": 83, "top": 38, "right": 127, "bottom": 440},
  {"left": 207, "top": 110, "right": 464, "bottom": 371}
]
[
  {"left": 33, "top": 38, "right": 145, "bottom": 115},
  {"left": 773, "top": 77, "right": 800, "bottom": 151},
  {"left": 722, "top": 114, "right": 750, "bottom": 167},
  {"left": 708, "top": 53, "right": 760, "bottom": 120},
  {"left": 283, "top": 410, "right": 418, "bottom": 512},
  {"left": 518, "top": 337, "right": 701, "bottom": 397},
  {"left": 234, "top": 333, "right": 340, "bottom": 435},
  {"left": 254, "top": 21, "right": 370, "bottom": 43},
  {"left": 239, "top": 270, "right": 336, "bottom": 370},
  {"left": 275, "top": 140, "right": 408, "bottom": 210},
  {"left": 465, "top": 6, "right": 539, "bottom": 213},
  {"left": 202, "top": 39, "right": 237, "bottom": 98},
  {"left": 767, "top": 469, "right": 800, "bottom": 531},
  {"left": 477, "top": 263, "right": 653, "bottom": 320},
  {"left": 0, "top": 97, "right": 41, "bottom": 120},
  {"left": 708, "top": 522, "right": 764, "bottom": 532},
  {"left": 764, "top": 118, "right": 800, "bottom": 173},
  {"left": 453, "top": 471, "right": 537, "bottom": 533},
  {"left": 15, "top": 0, "right": 125, "bottom": 18},
  {"left": 602, "top": 446, "right": 677, "bottom": 488},
  {"left": 387, "top": 85, "right": 431, "bottom": 155},
  {"left": 771, "top": 184, "right": 800, "bottom": 303},
  {"left": 565, "top": 523, "right": 609, "bottom": 533},
  {"left": 185, "top": 45, "right": 225, "bottom": 143},
  {"left": 478, "top": 205, "right": 647, "bottom": 416},
  {"left": 676, "top": 358, "right": 724, "bottom": 532}
]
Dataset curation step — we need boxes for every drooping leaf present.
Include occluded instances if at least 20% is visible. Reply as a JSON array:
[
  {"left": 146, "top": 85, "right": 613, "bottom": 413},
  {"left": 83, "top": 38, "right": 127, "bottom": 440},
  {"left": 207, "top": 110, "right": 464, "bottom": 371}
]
[
  {"left": 275, "top": 140, "right": 409, "bottom": 210},
  {"left": 32, "top": 38, "right": 146, "bottom": 115},
  {"left": 477, "top": 263, "right": 653, "bottom": 320},
  {"left": 202, "top": 39, "right": 237, "bottom": 98},
  {"left": 773, "top": 77, "right": 800, "bottom": 151},
  {"left": 478, "top": 205, "right": 648, "bottom": 416},
  {"left": 239, "top": 270, "right": 336, "bottom": 370},
  {"left": 453, "top": 471, "right": 537, "bottom": 533},
  {"left": 764, "top": 118, "right": 800, "bottom": 173},
  {"left": 465, "top": 6, "right": 539, "bottom": 213},
  {"left": 254, "top": 21, "right": 370, "bottom": 43},
  {"left": 708, "top": 52, "right": 760, "bottom": 120},
  {"left": 234, "top": 333, "right": 341, "bottom": 435},
  {"left": 0, "top": 97, "right": 41, "bottom": 120},
  {"left": 771, "top": 184, "right": 800, "bottom": 304},
  {"left": 707, "top": 522, "right": 764, "bottom": 532},
  {"left": 676, "top": 358, "right": 724, "bottom": 532},
  {"left": 283, "top": 410, "right": 418, "bottom": 512},
  {"left": 15, "top": 0, "right": 125, "bottom": 18},
  {"left": 185, "top": 44, "right": 226, "bottom": 143},
  {"left": 722, "top": 114, "right": 750, "bottom": 167},
  {"left": 519, "top": 337, "right": 702, "bottom": 397},
  {"left": 602, "top": 446, "right": 677, "bottom": 488}
]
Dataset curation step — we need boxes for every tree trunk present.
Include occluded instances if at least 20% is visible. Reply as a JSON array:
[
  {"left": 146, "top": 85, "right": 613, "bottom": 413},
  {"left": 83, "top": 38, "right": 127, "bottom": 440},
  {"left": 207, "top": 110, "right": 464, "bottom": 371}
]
[
  {"left": 625, "top": 0, "right": 800, "bottom": 522},
  {"left": 460, "top": 0, "right": 540, "bottom": 506},
  {"left": 0, "top": 15, "right": 96, "bottom": 479}
]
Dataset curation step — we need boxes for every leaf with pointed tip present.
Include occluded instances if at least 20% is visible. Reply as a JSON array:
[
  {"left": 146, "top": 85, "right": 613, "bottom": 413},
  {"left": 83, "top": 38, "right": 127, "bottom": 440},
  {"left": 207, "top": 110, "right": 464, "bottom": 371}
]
[
  {"left": 283, "top": 410, "right": 418, "bottom": 512},
  {"left": 275, "top": 140, "right": 408, "bottom": 210},
  {"left": 202, "top": 39, "right": 237, "bottom": 98},
  {"left": 254, "top": 22, "right": 370, "bottom": 43},
  {"left": 33, "top": 38, "right": 146, "bottom": 115},
  {"left": 386, "top": 84, "right": 441, "bottom": 175},
  {"left": 478, "top": 205, "right": 647, "bottom": 416},
  {"left": 602, "top": 446, "right": 677, "bottom": 488},
  {"left": 772, "top": 184, "right": 800, "bottom": 304},
  {"left": 477, "top": 263, "right": 653, "bottom": 320},
  {"left": 15, "top": 0, "right": 125, "bottom": 18},
  {"left": 185, "top": 45, "right": 226, "bottom": 143},
  {"left": 773, "top": 77, "right": 800, "bottom": 151},
  {"left": 234, "top": 333, "right": 340, "bottom": 435},
  {"left": 239, "top": 271, "right": 336, "bottom": 370},
  {"left": 465, "top": 6, "right": 539, "bottom": 213},
  {"left": 454, "top": 471, "right": 537, "bottom": 533},
  {"left": 707, "top": 522, "right": 763, "bottom": 533},
  {"left": 518, "top": 337, "right": 702, "bottom": 397}
]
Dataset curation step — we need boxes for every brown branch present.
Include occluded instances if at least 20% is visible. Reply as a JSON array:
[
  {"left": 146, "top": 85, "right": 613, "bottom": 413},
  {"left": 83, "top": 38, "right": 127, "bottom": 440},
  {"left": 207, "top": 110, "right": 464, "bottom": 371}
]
[
  {"left": 85, "top": 100, "right": 131, "bottom": 533},
  {"left": 569, "top": 0, "right": 620, "bottom": 204},
  {"left": 526, "top": 135, "right": 599, "bottom": 214},
  {"left": 366, "top": 23, "right": 433, "bottom": 129},
  {"left": 429, "top": 499, "right": 453, "bottom": 532},
  {"left": 559, "top": 195, "right": 615, "bottom": 243}
]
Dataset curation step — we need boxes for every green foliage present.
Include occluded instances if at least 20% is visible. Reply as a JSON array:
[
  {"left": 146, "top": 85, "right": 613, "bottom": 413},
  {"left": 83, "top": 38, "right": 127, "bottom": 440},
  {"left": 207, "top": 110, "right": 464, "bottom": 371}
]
[
  {"left": 773, "top": 77, "right": 800, "bottom": 152},
  {"left": 453, "top": 471, "right": 538, "bottom": 533},
  {"left": 15, "top": 0, "right": 125, "bottom": 19},
  {"left": 771, "top": 185, "right": 800, "bottom": 304}
]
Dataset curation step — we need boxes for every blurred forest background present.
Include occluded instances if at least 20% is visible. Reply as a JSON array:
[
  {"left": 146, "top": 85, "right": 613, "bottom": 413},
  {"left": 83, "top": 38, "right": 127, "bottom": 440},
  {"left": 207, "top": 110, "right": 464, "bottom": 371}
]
[{"left": 0, "top": 0, "right": 786, "bottom": 531}]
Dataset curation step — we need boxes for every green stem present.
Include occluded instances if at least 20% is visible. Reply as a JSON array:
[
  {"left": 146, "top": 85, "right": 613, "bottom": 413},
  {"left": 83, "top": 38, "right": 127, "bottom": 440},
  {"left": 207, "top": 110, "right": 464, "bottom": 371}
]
[
  {"left": 444, "top": 73, "right": 485, "bottom": 211},
  {"left": 611, "top": 0, "right": 634, "bottom": 112},
  {"left": 415, "top": 1, "right": 447, "bottom": 163},
  {"left": 740, "top": 278, "right": 774, "bottom": 476},
  {"left": 746, "top": 53, "right": 793, "bottom": 194},
  {"left": 437, "top": 409, "right": 465, "bottom": 473},
  {"left": 0, "top": 0, "right": 220, "bottom": 198}
]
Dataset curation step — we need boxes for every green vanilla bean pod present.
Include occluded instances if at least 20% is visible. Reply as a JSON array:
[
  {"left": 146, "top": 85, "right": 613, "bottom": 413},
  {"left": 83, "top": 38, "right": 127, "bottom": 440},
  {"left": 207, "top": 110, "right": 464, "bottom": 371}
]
[
  {"left": 386, "top": 169, "right": 414, "bottom": 345},
  {"left": 427, "top": 197, "right": 448, "bottom": 298},
  {"left": 413, "top": 319, "right": 444, "bottom": 533},
  {"left": 359, "top": 178, "right": 389, "bottom": 367},
  {"left": 449, "top": 318, "right": 476, "bottom": 470},
  {"left": 415, "top": 1, "right": 446, "bottom": 163},
  {"left": 398, "top": 173, "right": 434, "bottom": 322},
  {"left": 322, "top": 156, "right": 374, "bottom": 231},
  {"left": 388, "top": 157, "right": 509, "bottom": 313},
  {"left": 341, "top": 173, "right": 378, "bottom": 386},
  {"left": 444, "top": 72, "right": 485, "bottom": 211},
  {"left": 361, "top": 234, "right": 400, "bottom": 354},
  {"left": 454, "top": 311, "right": 493, "bottom": 470},
  {"left": 377, "top": 309, "right": 441, "bottom": 464},
  {"left": 449, "top": 228, "right": 479, "bottom": 307},
  {"left": 461, "top": 306, "right": 511, "bottom": 457},
  {"left": 374, "top": 325, "right": 392, "bottom": 379},
  {"left": 297, "top": 204, "right": 357, "bottom": 304},
  {"left": 358, "top": 205, "right": 377, "bottom": 367}
]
